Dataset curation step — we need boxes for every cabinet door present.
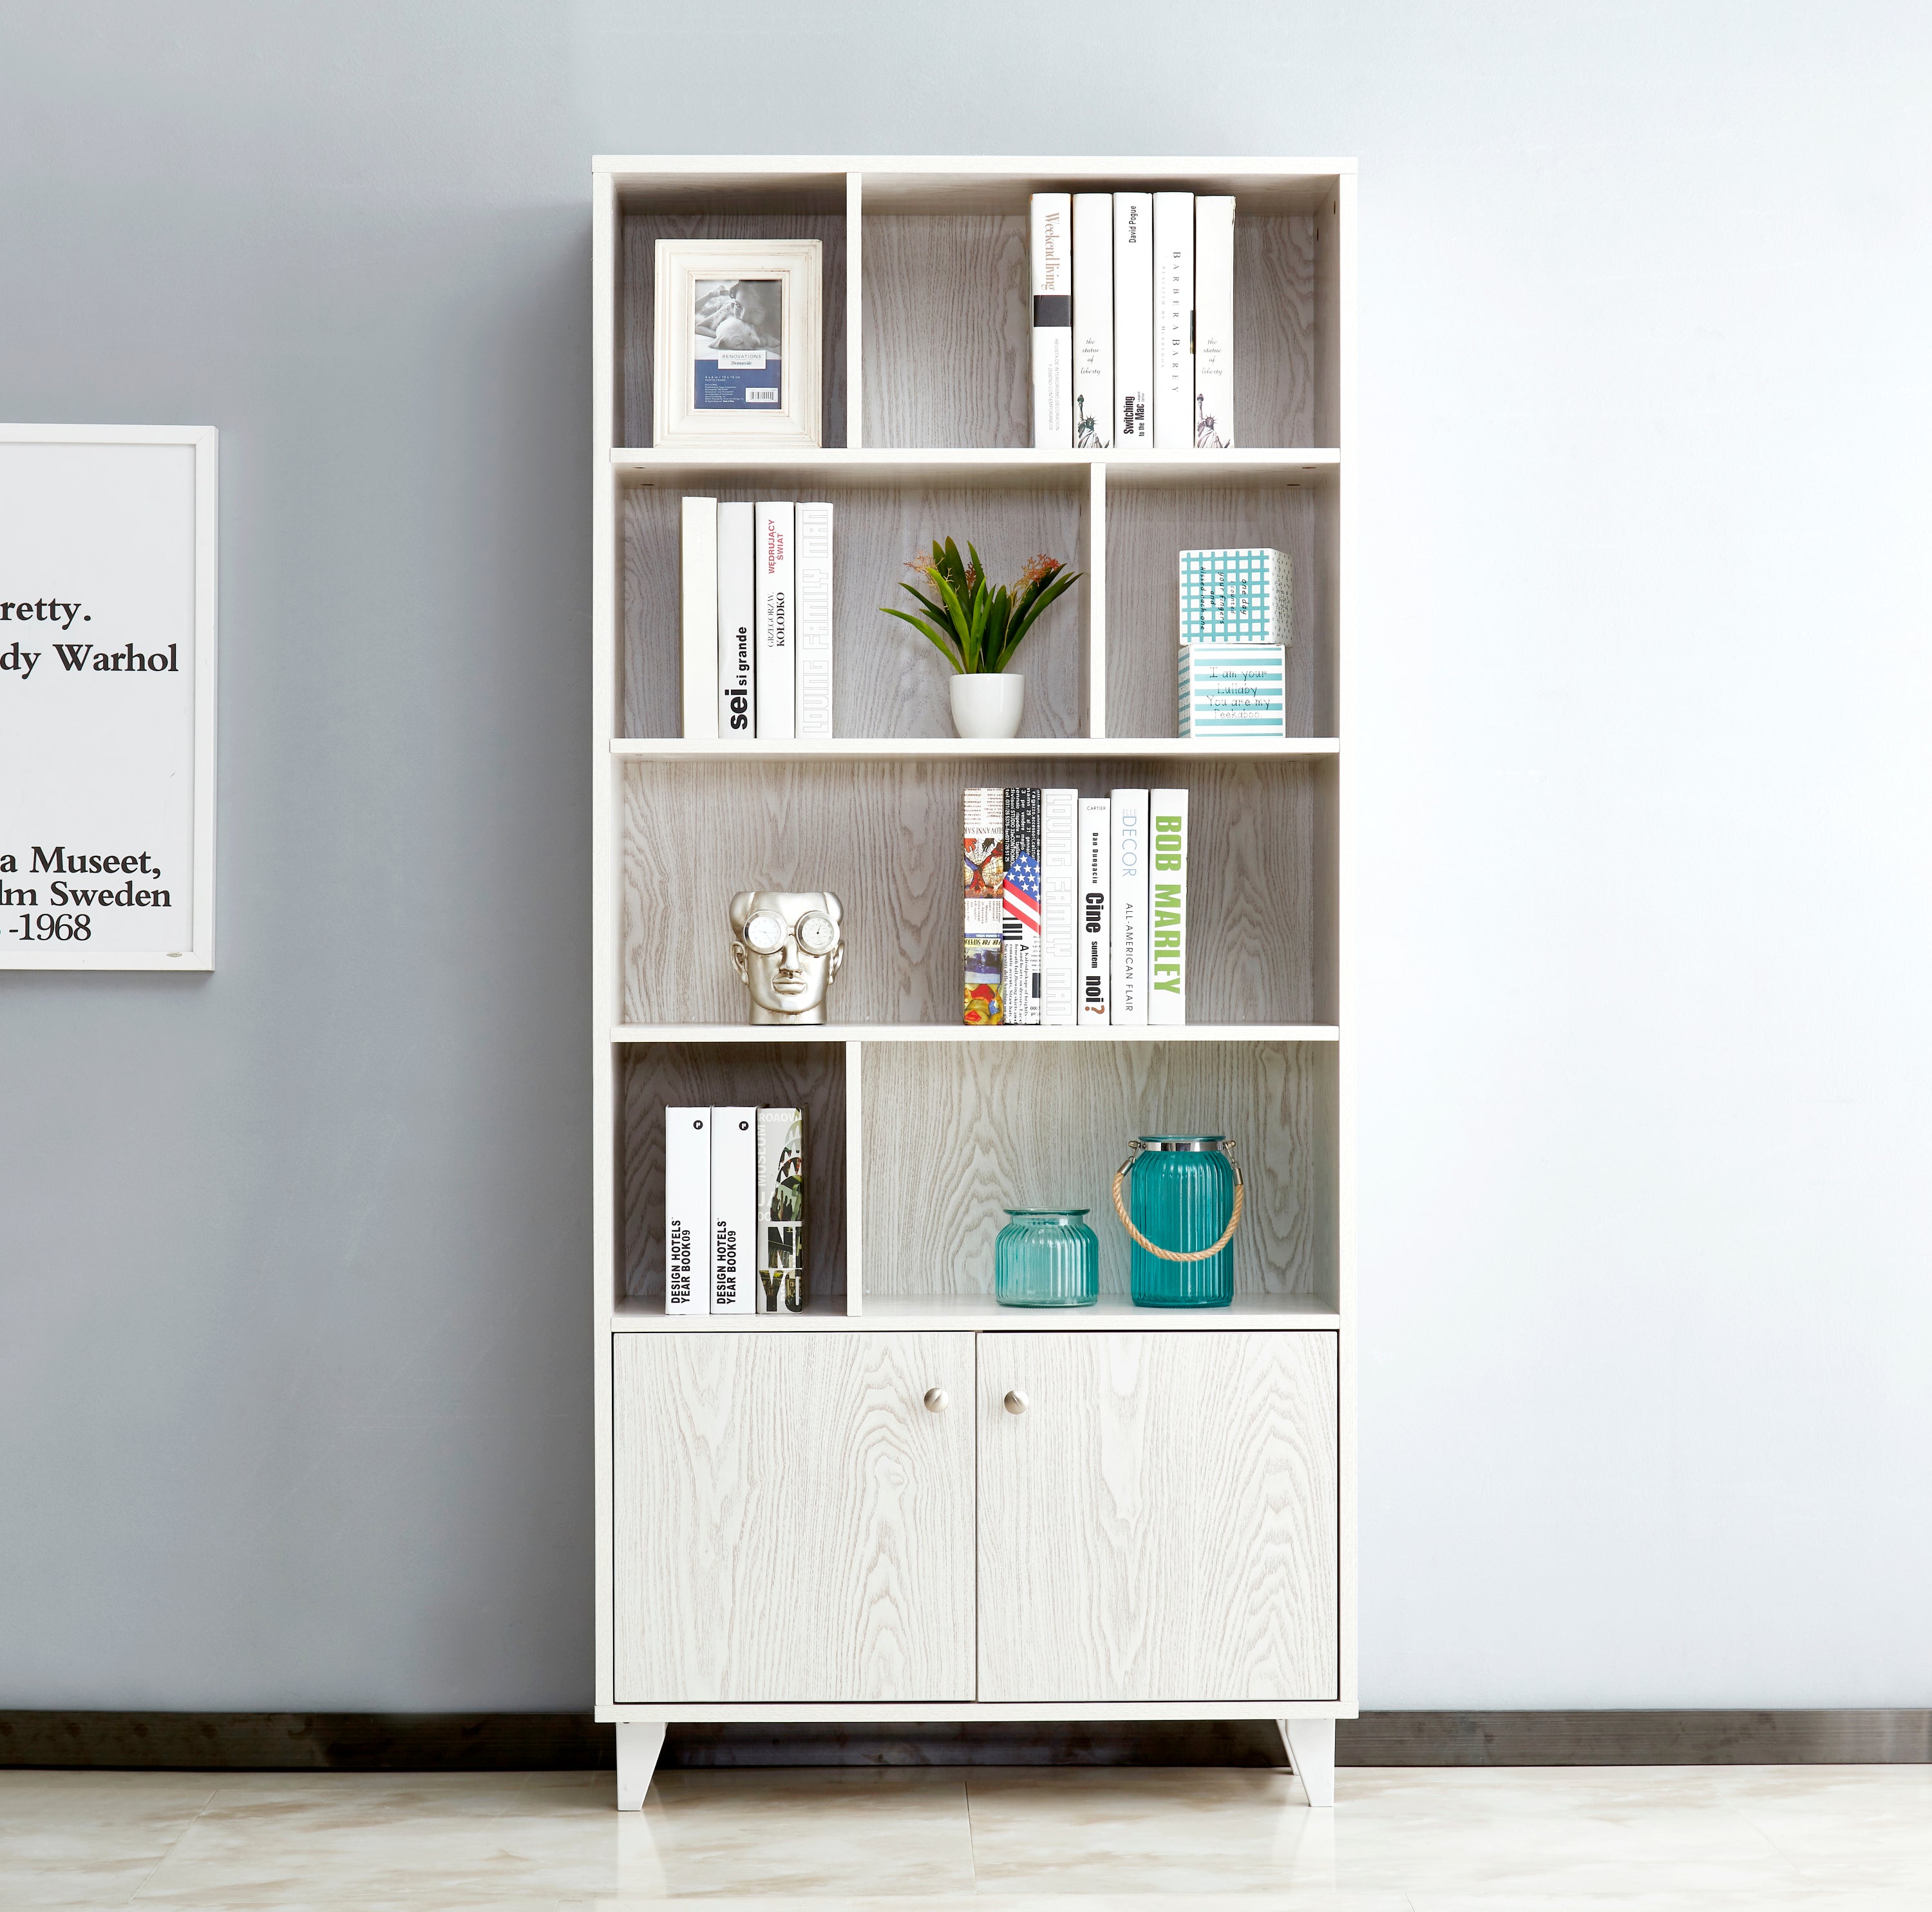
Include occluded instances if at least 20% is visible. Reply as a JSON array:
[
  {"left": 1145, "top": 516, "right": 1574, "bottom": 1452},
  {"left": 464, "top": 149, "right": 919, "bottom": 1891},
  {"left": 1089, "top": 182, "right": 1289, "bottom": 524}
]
[
  {"left": 614, "top": 1332, "right": 975, "bottom": 1702},
  {"left": 978, "top": 1330, "right": 1338, "bottom": 1703}
]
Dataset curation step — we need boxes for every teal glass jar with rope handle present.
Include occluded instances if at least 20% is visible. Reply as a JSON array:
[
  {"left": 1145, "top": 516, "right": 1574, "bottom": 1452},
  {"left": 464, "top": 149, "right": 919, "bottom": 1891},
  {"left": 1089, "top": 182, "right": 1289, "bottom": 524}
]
[{"left": 1112, "top": 1136, "right": 1244, "bottom": 1307}]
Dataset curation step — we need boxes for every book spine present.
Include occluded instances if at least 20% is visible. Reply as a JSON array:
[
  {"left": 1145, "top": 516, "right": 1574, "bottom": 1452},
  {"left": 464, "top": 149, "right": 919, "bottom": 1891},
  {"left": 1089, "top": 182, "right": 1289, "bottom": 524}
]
[
  {"left": 755, "top": 1106, "right": 806, "bottom": 1314},
  {"left": 679, "top": 498, "right": 719, "bottom": 739},
  {"left": 664, "top": 1106, "right": 710, "bottom": 1314},
  {"left": 1072, "top": 193, "right": 1113, "bottom": 448},
  {"left": 1078, "top": 797, "right": 1110, "bottom": 1023},
  {"left": 1113, "top": 192, "right": 1153, "bottom": 449},
  {"left": 794, "top": 501, "right": 834, "bottom": 740},
  {"left": 1039, "top": 788, "right": 1078, "bottom": 1026},
  {"left": 1110, "top": 788, "right": 1150, "bottom": 1025},
  {"left": 710, "top": 1107, "right": 756, "bottom": 1313},
  {"left": 1148, "top": 790, "right": 1188, "bottom": 1025},
  {"left": 1151, "top": 191, "right": 1195, "bottom": 451},
  {"left": 716, "top": 501, "right": 754, "bottom": 740},
  {"left": 755, "top": 502, "right": 794, "bottom": 741},
  {"left": 1030, "top": 193, "right": 1073, "bottom": 449},
  {"left": 1194, "top": 196, "right": 1235, "bottom": 449},
  {"left": 963, "top": 786, "right": 1005, "bottom": 1025},
  {"left": 1001, "top": 786, "right": 1042, "bottom": 1027}
]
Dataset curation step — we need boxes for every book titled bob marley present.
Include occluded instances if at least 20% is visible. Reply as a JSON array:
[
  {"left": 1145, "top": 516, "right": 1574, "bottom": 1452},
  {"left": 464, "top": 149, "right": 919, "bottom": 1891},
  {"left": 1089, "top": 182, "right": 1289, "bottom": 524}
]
[
  {"left": 755, "top": 1106, "right": 806, "bottom": 1312},
  {"left": 963, "top": 786, "right": 1005, "bottom": 1025}
]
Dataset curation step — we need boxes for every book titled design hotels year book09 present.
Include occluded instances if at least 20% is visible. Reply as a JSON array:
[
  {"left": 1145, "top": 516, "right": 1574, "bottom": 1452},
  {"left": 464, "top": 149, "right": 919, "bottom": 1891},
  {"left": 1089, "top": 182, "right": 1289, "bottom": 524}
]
[
  {"left": 679, "top": 498, "right": 718, "bottom": 739},
  {"left": 710, "top": 1108, "right": 756, "bottom": 1314},
  {"left": 716, "top": 502, "right": 754, "bottom": 740},
  {"left": 1151, "top": 192, "right": 1195, "bottom": 451},
  {"left": 793, "top": 502, "right": 833, "bottom": 739},
  {"left": 1113, "top": 193, "right": 1153, "bottom": 448},
  {"left": 755, "top": 502, "right": 794, "bottom": 741},
  {"left": 963, "top": 786, "right": 1004, "bottom": 1025},
  {"left": 665, "top": 1106, "right": 710, "bottom": 1314},
  {"left": 1030, "top": 194, "right": 1072, "bottom": 448},
  {"left": 1110, "top": 788, "right": 1149, "bottom": 1025},
  {"left": 1078, "top": 797, "right": 1110, "bottom": 1023},
  {"left": 1072, "top": 194, "right": 1112, "bottom": 448},
  {"left": 1148, "top": 790, "right": 1189, "bottom": 1024}
]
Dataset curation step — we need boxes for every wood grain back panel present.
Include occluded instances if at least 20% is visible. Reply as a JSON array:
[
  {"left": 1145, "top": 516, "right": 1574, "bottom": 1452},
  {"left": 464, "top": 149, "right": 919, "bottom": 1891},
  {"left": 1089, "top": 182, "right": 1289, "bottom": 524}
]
[
  {"left": 1105, "top": 479, "right": 1336, "bottom": 739},
  {"left": 862, "top": 215, "right": 1030, "bottom": 448},
  {"left": 864, "top": 1042, "right": 1336, "bottom": 1303},
  {"left": 620, "top": 758, "right": 1321, "bottom": 1027},
  {"left": 620, "top": 1043, "right": 846, "bottom": 1307},
  {"left": 622, "top": 479, "right": 1088, "bottom": 740},
  {"left": 620, "top": 213, "right": 848, "bottom": 449},
  {"left": 977, "top": 1330, "right": 1338, "bottom": 1702},
  {"left": 614, "top": 1331, "right": 976, "bottom": 1701}
]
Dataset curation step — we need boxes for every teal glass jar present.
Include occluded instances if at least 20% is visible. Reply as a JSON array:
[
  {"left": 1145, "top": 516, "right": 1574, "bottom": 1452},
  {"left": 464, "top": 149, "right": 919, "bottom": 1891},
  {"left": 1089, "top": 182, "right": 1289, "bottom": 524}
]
[
  {"left": 994, "top": 1208, "right": 1099, "bottom": 1307},
  {"left": 1114, "top": 1136, "right": 1241, "bottom": 1307}
]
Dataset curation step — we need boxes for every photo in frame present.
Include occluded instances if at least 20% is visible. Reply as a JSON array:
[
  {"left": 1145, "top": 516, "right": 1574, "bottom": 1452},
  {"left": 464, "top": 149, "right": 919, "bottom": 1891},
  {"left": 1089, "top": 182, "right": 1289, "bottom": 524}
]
[{"left": 652, "top": 240, "right": 823, "bottom": 450}]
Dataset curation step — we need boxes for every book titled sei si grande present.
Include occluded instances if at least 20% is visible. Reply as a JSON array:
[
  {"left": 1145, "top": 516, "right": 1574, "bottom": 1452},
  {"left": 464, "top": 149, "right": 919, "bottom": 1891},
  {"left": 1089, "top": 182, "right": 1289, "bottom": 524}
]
[{"left": 715, "top": 502, "right": 754, "bottom": 739}]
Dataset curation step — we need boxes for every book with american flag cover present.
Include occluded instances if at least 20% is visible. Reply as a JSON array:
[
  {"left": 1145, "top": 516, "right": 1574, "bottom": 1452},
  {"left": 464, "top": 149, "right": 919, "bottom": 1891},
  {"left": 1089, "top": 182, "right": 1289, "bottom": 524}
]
[
  {"left": 963, "top": 786, "right": 1004, "bottom": 1025},
  {"left": 1002, "top": 786, "right": 1042, "bottom": 1027}
]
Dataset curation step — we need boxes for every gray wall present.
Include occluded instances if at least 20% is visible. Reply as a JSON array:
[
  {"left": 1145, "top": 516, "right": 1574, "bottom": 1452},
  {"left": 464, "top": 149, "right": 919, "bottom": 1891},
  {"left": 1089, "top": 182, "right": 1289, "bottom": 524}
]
[{"left": 2, "top": 1, "right": 1928, "bottom": 1709}]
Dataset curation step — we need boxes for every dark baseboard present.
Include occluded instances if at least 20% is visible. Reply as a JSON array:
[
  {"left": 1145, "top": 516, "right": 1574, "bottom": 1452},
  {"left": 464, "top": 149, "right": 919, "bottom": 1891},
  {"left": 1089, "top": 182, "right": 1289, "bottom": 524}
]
[{"left": 1, "top": 1710, "right": 1926, "bottom": 1772}]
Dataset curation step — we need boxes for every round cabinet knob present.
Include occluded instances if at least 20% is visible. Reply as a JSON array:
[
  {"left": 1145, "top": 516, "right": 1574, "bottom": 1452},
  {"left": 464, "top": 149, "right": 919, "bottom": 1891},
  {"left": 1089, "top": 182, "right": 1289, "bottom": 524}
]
[
  {"left": 923, "top": 1388, "right": 949, "bottom": 1414},
  {"left": 1004, "top": 1389, "right": 1029, "bottom": 1415}
]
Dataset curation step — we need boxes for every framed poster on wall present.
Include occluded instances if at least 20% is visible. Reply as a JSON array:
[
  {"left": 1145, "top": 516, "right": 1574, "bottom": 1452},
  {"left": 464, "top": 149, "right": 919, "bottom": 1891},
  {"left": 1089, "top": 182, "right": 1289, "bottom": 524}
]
[{"left": 0, "top": 424, "right": 216, "bottom": 970}]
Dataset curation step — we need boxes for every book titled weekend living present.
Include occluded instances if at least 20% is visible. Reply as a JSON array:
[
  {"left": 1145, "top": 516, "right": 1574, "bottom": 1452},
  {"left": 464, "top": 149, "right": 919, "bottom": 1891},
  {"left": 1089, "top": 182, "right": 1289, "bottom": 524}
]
[
  {"left": 1148, "top": 789, "right": 1189, "bottom": 1024},
  {"left": 1029, "top": 194, "right": 1073, "bottom": 448}
]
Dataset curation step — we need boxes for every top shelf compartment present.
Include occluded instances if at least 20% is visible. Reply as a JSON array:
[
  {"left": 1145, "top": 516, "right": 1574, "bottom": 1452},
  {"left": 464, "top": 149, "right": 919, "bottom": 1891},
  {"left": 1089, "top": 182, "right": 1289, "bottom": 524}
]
[{"left": 600, "top": 158, "right": 1349, "bottom": 455}]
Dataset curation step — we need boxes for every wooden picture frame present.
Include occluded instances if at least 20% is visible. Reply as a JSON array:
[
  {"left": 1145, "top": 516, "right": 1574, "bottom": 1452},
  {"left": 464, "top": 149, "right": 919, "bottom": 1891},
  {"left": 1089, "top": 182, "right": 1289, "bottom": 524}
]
[{"left": 651, "top": 240, "right": 823, "bottom": 450}]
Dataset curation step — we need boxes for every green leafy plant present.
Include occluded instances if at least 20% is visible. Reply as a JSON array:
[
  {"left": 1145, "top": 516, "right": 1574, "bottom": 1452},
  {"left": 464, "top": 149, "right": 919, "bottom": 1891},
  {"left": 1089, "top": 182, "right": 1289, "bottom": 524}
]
[{"left": 882, "top": 539, "right": 1081, "bottom": 676}]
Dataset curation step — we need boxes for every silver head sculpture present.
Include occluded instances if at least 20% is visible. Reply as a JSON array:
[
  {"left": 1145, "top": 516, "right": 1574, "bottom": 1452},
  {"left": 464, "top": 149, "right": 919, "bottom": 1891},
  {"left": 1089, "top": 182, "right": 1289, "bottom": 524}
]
[{"left": 729, "top": 889, "right": 845, "bottom": 1026}]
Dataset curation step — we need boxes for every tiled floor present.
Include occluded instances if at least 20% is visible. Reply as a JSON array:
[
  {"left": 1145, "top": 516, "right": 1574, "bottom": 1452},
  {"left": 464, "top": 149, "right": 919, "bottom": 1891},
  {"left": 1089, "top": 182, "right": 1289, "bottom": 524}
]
[{"left": 1, "top": 1764, "right": 1928, "bottom": 1908}]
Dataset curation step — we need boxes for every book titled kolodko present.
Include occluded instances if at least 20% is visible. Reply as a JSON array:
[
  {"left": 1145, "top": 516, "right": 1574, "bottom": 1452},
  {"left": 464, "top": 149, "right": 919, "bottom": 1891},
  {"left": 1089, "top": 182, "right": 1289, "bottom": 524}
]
[
  {"left": 755, "top": 1106, "right": 806, "bottom": 1313},
  {"left": 665, "top": 1106, "right": 710, "bottom": 1314},
  {"left": 1030, "top": 194, "right": 1073, "bottom": 449},
  {"left": 1148, "top": 789, "right": 1189, "bottom": 1025},
  {"left": 710, "top": 1106, "right": 756, "bottom": 1314},
  {"left": 1002, "top": 786, "right": 1042, "bottom": 1027},
  {"left": 963, "top": 786, "right": 1005, "bottom": 1025}
]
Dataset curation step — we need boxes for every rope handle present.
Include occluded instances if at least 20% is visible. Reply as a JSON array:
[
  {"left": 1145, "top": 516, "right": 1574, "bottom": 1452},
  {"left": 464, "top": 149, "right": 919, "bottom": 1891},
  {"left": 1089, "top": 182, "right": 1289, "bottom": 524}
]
[{"left": 1110, "top": 1141, "right": 1245, "bottom": 1262}]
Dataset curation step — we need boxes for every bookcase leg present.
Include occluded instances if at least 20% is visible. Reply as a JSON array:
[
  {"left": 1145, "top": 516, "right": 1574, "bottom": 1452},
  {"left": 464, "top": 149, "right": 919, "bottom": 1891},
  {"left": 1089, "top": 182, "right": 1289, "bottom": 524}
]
[
  {"left": 1279, "top": 1718, "right": 1335, "bottom": 1808},
  {"left": 616, "top": 1723, "right": 666, "bottom": 1810}
]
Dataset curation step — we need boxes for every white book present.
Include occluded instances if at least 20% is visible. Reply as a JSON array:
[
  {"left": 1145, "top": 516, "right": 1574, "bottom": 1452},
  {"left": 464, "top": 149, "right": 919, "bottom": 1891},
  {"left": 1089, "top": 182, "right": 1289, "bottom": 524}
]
[
  {"left": 1195, "top": 196, "right": 1235, "bottom": 449},
  {"left": 794, "top": 501, "right": 834, "bottom": 739},
  {"left": 1151, "top": 191, "right": 1195, "bottom": 451},
  {"left": 1113, "top": 192, "right": 1153, "bottom": 448},
  {"left": 679, "top": 498, "right": 718, "bottom": 739},
  {"left": 716, "top": 501, "right": 754, "bottom": 740},
  {"left": 1072, "top": 194, "right": 1112, "bottom": 448},
  {"left": 1030, "top": 193, "right": 1073, "bottom": 449},
  {"left": 710, "top": 1106, "right": 756, "bottom": 1314},
  {"left": 1147, "top": 790, "right": 1188, "bottom": 1024},
  {"left": 1039, "top": 788, "right": 1079, "bottom": 1026},
  {"left": 664, "top": 1106, "right": 710, "bottom": 1314},
  {"left": 755, "top": 502, "right": 794, "bottom": 741},
  {"left": 1078, "top": 798, "right": 1110, "bottom": 1023},
  {"left": 1110, "top": 788, "right": 1149, "bottom": 1025}
]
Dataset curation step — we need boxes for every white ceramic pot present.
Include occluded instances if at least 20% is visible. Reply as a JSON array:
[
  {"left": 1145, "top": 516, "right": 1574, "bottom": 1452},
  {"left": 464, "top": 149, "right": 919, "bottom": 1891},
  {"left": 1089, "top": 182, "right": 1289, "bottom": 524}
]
[{"left": 950, "top": 672, "right": 1025, "bottom": 739}]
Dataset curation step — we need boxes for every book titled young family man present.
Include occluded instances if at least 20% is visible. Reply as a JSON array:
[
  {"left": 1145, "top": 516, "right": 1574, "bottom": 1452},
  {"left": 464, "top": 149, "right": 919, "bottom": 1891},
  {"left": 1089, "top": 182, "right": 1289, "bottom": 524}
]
[
  {"left": 1113, "top": 191, "right": 1153, "bottom": 448},
  {"left": 1148, "top": 790, "right": 1189, "bottom": 1024},
  {"left": 755, "top": 502, "right": 794, "bottom": 741},
  {"left": 664, "top": 1106, "right": 710, "bottom": 1314},
  {"left": 1078, "top": 797, "right": 1110, "bottom": 1023},
  {"left": 793, "top": 501, "right": 834, "bottom": 739},
  {"left": 1030, "top": 194, "right": 1073, "bottom": 448},
  {"left": 1072, "top": 194, "right": 1112, "bottom": 448},
  {"left": 1110, "top": 788, "right": 1149, "bottom": 1025},
  {"left": 716, "top": 502, "right": 754, "bottom": 739},
  {"left": 710, "top": 1108, "right": 756, "bottom": 1314},
  {"left": 679, "top": 499, "right": 718, "bottom": 739}
]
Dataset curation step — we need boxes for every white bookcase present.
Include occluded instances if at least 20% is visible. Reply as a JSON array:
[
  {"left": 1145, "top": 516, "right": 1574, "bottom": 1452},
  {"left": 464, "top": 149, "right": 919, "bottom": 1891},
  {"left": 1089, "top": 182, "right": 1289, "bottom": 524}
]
[{"left": 591, "top": 156, "right": 1356, "bottom": 1809}]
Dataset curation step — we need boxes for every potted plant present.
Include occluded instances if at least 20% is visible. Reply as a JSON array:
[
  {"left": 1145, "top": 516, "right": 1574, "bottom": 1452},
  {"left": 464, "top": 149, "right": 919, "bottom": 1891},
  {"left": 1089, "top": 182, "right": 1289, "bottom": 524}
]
[{"left": 883, "top": 539, "right": 1081, "bottom": 739}]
